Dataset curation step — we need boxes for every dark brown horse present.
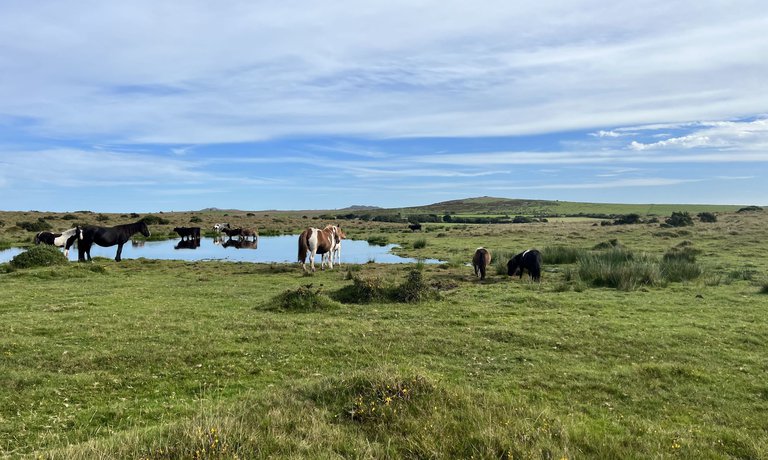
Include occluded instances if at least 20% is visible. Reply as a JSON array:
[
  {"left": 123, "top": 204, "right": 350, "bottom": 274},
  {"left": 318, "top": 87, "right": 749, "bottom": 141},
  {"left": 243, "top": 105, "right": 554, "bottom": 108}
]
[
  {"left": 298, "top": 225, "right": 343, "bottom": 272},
  {"left": 472, "top": 247, "right": 492, "bottom": 280},
  {"left": 78, "top": 220, "right": 151, "bottom": 262}
]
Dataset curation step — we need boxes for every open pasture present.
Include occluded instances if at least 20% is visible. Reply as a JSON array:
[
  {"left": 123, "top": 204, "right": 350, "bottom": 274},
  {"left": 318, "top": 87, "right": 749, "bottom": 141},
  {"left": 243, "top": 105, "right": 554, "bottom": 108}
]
[{"left": 1, "top": 206, "right": 767, "bottom": 458}]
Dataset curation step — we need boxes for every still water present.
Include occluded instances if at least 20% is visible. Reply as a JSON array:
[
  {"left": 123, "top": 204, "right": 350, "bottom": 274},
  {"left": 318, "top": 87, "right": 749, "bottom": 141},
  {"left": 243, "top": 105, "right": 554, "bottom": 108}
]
[{"left": 0, "top": 235, "right": 441, "bottom": 265}]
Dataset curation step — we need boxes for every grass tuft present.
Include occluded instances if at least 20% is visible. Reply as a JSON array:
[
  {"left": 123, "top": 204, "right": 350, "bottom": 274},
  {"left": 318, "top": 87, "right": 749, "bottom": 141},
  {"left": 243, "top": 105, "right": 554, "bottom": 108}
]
[{"left": 268, "top": 284, "right": 340, "bottom": 311}]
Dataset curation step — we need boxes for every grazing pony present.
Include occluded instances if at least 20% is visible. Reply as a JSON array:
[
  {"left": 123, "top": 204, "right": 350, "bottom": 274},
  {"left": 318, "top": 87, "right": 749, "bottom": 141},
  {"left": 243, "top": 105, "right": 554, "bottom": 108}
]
[
  {"left": 34, "top": 227, "right": 80, "bottom": 257},
  {"left": 298, "top": 225, "right": 343, "bottom": 272},
  {"left": 213, "top": 223, "right": 230, "bottom": 233},
  {"left": 472, "top": 247, "right": 492, "bottom": 280},
  {"left": 408, "top": 222, "right": 422, "bottom": 232},
  {"left": 506, "top": 249, "right": 543, "bottom": 282},
  {"left": 174, "top": 226, "right": 201, "bottom": 241},
  {"left": 78, "top": 220, "right": 151, "bottom": 262}
]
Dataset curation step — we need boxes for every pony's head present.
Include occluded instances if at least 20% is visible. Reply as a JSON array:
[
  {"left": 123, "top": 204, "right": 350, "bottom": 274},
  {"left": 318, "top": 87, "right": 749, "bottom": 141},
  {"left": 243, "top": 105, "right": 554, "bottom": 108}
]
[
  {"left": 33, "top": 232, "right": 43, "bottom": 245},
  {"left": 507, "top": 255, "right": 522, "bottom": 276},
  {"left": 213, "top": 223, "right": 230, "bottom": 232},
  {"left": 139, "top": 221, "right": 151, "bottom": 238}
]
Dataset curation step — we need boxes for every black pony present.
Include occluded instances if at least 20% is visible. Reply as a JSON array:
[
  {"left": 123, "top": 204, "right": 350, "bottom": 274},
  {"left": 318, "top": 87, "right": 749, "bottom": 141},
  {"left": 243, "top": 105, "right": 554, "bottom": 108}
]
[
  {"left": 507, "top": 249, "right": 543, "bottom": 282},
  {"left": 174, "top": 226, "right": 201, "bottom": 241},
  {"left": 78, "top": 220, "right": 151, "bottom": 262}
]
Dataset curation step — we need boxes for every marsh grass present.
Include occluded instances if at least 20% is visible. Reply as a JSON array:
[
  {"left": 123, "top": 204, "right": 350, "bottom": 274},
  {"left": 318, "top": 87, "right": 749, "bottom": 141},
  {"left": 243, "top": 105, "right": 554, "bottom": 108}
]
[
  {"left": 413, "top": 237, "right": 427, "bottom": 249},
  {"left": 542, "top": 245, "right": 585, "bottom": 264},
  {"left": 578, "top": 248, "right": 661, "bottom": 290}
]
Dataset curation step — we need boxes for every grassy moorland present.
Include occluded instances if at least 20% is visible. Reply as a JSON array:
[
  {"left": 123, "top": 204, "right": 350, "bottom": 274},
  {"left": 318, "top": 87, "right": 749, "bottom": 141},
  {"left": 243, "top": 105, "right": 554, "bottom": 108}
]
[{"left": 1, "top": 202, "right": 767, "bottom": 459}]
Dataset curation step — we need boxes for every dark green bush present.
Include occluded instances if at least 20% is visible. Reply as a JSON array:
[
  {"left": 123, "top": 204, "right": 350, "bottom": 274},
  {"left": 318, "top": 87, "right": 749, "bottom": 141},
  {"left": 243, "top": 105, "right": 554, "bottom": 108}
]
[
  {"left": 697, "top": 212, "right": 717, "bottom": 223},
  {"left": 413, "top": 238, "right": 427, "bottom": 249},
  {"left": 367, "top": 235, "right": 389, "bottom": 246},
  {"left": 395, "top": 269, "right": 438, "bottom": 303},
  {"left": 10, "top": 245, "right": 69, "bottom": 269},
  {"left": 189, "top": 216, "right": 203, "bottom": 223},
  {"left": 140, "top": 215, "right": 170, "bottom": 225},
  {"left": 664, "top": 211, "right": 694, "bottom": 227},
  {"left": 335, "top": 276, "right": 388, "bottom": 304},
  {"left": 16, "top": 218, "right": 52, "bottom": 232}
]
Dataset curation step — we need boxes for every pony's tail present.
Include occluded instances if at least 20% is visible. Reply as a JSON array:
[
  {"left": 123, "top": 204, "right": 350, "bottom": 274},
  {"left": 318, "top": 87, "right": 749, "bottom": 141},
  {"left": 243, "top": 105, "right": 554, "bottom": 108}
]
[{"left": 298, "top": 230, "right": 309, "bottom": 263}]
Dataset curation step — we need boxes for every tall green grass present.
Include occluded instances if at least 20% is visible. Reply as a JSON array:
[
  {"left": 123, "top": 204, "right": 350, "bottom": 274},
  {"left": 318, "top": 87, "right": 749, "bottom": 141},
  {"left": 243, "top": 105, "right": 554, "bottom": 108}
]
[{"left": 578, "top": 248, "right": 661, "bottom": 290}]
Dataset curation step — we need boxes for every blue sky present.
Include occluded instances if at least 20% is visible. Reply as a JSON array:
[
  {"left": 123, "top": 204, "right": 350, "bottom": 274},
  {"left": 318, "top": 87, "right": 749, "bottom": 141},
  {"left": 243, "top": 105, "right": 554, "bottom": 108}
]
[{"left": 1, "top": 1, "right": 767, "bottom": 212}]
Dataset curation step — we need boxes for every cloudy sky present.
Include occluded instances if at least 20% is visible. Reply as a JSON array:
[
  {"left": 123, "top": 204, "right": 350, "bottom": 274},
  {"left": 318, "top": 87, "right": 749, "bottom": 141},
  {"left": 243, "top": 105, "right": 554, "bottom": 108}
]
[{"left": 1, "top": 1, "right": 766, "bottom": 212}]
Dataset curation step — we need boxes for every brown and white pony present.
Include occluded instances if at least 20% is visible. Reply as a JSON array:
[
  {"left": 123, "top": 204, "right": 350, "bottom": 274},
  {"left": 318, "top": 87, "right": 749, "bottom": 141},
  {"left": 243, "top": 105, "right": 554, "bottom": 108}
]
[
  {"left": 298, "top": 225, "right": 344, "bottom": 272},
  {"left": 472, "top": 247, "right": 492, "bottom": 280}
]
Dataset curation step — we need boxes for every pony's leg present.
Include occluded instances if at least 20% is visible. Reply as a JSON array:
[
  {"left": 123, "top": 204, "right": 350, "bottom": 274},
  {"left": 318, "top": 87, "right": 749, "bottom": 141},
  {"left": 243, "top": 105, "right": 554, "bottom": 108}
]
[
  {"left": 310, "top": 250, "right": 317, "bottom": 272},
  {"left": 115, "top": 243, "right": 124, "bottom": 262}
]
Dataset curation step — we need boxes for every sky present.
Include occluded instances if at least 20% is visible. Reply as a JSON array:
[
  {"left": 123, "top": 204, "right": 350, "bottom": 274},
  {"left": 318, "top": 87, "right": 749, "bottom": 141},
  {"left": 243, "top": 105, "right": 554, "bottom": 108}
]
[{"left": 1, "top": 1, "right": 767, "bottom": 212}]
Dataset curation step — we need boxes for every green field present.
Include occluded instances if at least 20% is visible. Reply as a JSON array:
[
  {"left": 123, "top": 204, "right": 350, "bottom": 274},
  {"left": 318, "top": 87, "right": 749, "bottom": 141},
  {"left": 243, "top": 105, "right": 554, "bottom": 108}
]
[{"left": 1, "top": 202, "right": 767, "bottom": 458}]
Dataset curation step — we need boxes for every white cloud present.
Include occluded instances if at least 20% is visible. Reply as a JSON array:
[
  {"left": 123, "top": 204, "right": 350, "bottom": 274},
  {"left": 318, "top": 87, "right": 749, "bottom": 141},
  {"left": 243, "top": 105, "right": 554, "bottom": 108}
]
[{"left": 0, "top": 1, "right": 766, "bottom": 143}]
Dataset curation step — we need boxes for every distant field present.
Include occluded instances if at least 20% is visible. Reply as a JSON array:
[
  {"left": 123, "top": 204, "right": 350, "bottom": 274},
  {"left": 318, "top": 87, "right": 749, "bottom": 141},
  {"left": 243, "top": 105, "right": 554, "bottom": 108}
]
[{"left": 1, "top": 202, "right": 767, "bottom": 458}]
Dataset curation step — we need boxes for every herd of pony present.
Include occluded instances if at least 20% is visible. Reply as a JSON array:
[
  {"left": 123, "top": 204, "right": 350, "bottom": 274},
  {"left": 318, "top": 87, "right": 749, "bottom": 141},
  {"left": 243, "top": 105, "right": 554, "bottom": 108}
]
[{"left": 33, "top": 221, "right": 542, "bottom": 281}]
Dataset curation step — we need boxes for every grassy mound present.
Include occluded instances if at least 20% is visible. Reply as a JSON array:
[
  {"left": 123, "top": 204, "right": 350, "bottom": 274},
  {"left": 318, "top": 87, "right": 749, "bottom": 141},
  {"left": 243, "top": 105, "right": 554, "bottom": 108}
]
[{"left": 268, "top": 284, "right": 340, "bottom": 311}]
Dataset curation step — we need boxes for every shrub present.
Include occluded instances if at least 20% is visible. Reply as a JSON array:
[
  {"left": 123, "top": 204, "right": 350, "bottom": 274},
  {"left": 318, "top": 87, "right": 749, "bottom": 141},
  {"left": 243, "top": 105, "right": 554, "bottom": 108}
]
[
  {"left": 10, "top": 245, "right": 69, "bottom": 269},
  {"left": 737, "top": 206, "right": 763, "bottom": 213},
  {"left": 697, "top": 212, "right": 717, "bottom": 223},
  {"left": 367, "top": 235, "right": 389, "bottom": 246},
  {"left": 189, "top": 216, "right": 203, "bottom": 223},
  {"left": 61, "top": 214, "right": 78, "bottom": 221},
  {"left": 16, "top": 218, "right": 52, "bottom": 232},
  {"left": 413, "top": 238, "right": 427, "bottom": 249},
  {"left": 140, "top": 215, "right": 170, "bottom": 225},
  {"left": 394, "top": 268, "right": 438, "bottom": 303},
  {"left": 269, "top": 284, "right": 339, "bottom": 311},
  {"left": 613, "top": 213, "right": 642, "bottom": 225},
  {"left": 512, "top": 216, "right": 532, "bottom": 223},
  {"left": 664, "top": 211, "right": 694, "bottom": 227},
  {"left": 760, "top": 282, "right": 768, "bottom": 294},
  {"left": 96, "top": 213, "right": 109, "bottom": 222},
  {"left": 335, "top": 276, "right": 388, "bottom": 304}
]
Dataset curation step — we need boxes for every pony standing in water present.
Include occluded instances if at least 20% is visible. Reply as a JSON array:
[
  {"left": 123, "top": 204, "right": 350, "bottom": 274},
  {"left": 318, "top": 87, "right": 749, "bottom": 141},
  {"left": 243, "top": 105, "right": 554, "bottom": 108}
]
[
  {"left": 78, "top": 220, "right": 151, "bottom": 262},
  {"left": 298, "top": 225, "right": 344, "bottom": 272},
  {"left": 34, "top": 227, "right": 80, "bottom": 257}
]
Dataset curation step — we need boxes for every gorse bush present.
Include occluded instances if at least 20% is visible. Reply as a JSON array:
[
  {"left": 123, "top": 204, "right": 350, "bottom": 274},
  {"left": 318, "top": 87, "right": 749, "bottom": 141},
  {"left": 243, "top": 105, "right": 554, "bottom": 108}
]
[
  {"left": 664, "top": 211, "right": 694, "bottom": 227},
  {"left": 394, "top": 268, "right": 438, "bottom": 303},
  {"left": 335, "top": 275, "right": 388, "bottom": 304},
  {"left": 10, "top": 245, "right": 69, "bottom": 269},
  {"left": 16, "top": 218, "right": 52, "bottom": 232},
  {"left": 140, "top": 215, "right": 170, "bottom": 225},
  {"left": 367, "top": 235, "right": 389, "bottom": 246}
]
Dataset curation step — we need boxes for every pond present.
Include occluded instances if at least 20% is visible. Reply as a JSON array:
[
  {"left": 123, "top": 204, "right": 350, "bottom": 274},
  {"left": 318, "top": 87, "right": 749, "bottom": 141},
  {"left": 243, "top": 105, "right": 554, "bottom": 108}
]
[{"left": 0, "top": 235, "right": 442, "bottom": 265}]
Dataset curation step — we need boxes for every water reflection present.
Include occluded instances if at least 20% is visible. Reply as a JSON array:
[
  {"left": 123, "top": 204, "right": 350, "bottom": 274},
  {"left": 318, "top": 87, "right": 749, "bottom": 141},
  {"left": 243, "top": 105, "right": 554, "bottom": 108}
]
[
  {"left": 0, "top": 235, "right": 441, "bottom": 265},
  {"left": 175, "top": 239, "right": 201, "bottom": 250}
]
